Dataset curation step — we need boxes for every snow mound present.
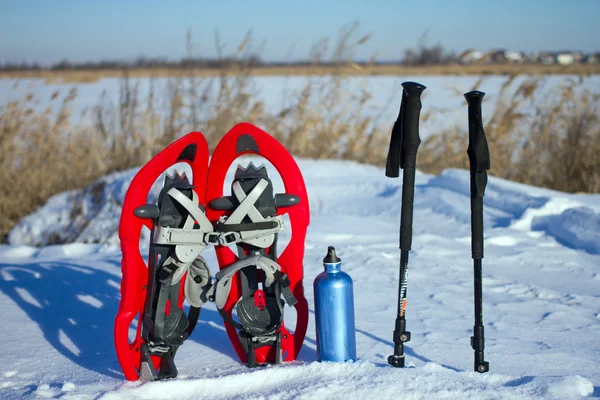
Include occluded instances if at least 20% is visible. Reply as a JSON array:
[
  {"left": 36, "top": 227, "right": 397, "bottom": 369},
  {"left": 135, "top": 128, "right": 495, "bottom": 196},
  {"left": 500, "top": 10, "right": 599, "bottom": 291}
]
[
  {"left": 9, "top": 163, "right": 600, "bottom": 257},
  {"left": 532, "top": 206, "right": 600, "bottom": 255},
  {"left": 7, "top": 168, "right": 139, "bottom": 247}
]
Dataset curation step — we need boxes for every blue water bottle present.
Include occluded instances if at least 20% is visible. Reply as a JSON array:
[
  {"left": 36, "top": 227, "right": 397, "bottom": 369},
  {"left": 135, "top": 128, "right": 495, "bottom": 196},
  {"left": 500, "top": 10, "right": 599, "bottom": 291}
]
[{"left": 313, "top": 246, "right": 356, "bottom": 362}]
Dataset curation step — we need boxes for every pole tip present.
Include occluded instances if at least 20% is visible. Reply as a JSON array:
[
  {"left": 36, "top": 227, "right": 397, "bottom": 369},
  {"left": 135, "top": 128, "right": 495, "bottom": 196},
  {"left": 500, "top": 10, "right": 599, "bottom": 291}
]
[
  {"left": 476, "top": 361, "right": 490, "bottom": 373},
  {"left": 388, "top": 354, "right": 405, "bottom": 368}
]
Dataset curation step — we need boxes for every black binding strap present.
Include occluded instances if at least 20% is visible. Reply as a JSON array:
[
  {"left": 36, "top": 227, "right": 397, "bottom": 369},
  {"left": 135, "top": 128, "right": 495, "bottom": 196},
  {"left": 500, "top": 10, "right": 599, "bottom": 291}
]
[
  {"left": 185, "top": 306, "right": 201, "bottom": 335},
  {"left": 274, "top": 271, "right": 297, "bottom": 307},
  {"left": 152, "top": 272, "right": 188, "bottom": 345},
  {"left": 214, "top": 220, "right": 279, "bottom": 232}
]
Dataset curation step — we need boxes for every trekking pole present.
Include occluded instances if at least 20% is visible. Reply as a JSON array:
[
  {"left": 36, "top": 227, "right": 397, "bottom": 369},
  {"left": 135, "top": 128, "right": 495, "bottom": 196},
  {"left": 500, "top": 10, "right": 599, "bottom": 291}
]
[
  {"left": 464, "top": 90, "right": 490, "bottom": 373},
  {"left": 385, "top": 81, "right": 426, "bottom": 368}
]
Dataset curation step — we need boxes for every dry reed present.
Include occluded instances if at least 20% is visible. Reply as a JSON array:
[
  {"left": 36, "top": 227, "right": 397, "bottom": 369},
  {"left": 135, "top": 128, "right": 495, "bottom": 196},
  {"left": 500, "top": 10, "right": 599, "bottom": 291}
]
[{"left": 419, "top": 75, "right": 600, "bottom": 193}]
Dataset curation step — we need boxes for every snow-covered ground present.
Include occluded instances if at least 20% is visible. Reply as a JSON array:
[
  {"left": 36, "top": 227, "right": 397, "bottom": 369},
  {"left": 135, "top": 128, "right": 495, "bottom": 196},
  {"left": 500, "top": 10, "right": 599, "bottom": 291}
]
[
  {"left": 2, "top": 75, "right": 599, "bottom": 140},
  {"left": 1, "top": 157, "right": 599, "bottom": 399}
]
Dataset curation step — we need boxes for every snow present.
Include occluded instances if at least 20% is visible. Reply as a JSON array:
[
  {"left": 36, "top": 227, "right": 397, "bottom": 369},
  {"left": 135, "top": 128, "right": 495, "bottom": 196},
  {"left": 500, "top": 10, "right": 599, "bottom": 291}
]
[
  {"left": 532, "top": 207, "right": 600, "bottom": 255},
  {"left": 1, "top": 158, "right": 600, "bottom": 399}
]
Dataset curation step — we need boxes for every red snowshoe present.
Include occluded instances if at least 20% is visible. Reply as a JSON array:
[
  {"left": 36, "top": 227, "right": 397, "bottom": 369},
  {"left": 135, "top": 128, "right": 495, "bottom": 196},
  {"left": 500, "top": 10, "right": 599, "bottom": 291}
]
[
  {"left": 205, "top": 123, "right": 310, "bottom": 367},
  {"left": 114, "top": 123, "right": 310, "bottom": 381},
  {"left": 114, "top": 132, "right": 210, "bottom": 381}
]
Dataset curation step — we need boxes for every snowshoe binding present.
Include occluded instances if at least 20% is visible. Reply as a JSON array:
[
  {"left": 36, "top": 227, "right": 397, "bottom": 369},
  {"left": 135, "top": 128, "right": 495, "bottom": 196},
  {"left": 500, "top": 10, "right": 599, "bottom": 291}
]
[{"left": 136, "top": 171, "right": 214, "bottom": 381}]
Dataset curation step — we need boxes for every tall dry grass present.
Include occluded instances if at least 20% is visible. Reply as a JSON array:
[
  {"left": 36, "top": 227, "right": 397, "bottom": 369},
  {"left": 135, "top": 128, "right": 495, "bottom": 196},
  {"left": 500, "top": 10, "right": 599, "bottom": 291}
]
[
  {"left": 419, "top": 75, "right": 600, "bottom": 193},
  {"left": 1, "top": 25, "right": 599, "bottom": 242}
]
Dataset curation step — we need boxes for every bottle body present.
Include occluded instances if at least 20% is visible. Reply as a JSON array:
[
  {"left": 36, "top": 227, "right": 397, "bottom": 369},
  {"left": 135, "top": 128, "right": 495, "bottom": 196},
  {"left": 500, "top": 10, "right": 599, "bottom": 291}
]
[{"left": 313, "top": 260, "right": 356, "bottom": 362}]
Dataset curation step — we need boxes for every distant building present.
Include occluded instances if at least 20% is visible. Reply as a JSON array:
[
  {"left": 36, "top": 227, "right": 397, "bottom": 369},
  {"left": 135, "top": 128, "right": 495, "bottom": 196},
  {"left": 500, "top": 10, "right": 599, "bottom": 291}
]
[
  {"left": 583, "top": 53, "right": 600, "bottom": 64},
  {"left": 573, "top": 52, "right": 585, "bottom": 63},
  {"left": 504, "top": 51, "right": 526, "bottom": 64},
  {"left": 556, "top": 52, "right": 576, "bottom": 65},
  {"left": 482, "top": 49, "right": 528, "bottom": 64},
  {"left": 459, "top": 50, "right": 484, "bottom": 65},
  {"left": 533, "top": 52, "right": 556, "bottom": 65},
  {"left": 487, "top": 49, "right": 507, "bottom": 63}
]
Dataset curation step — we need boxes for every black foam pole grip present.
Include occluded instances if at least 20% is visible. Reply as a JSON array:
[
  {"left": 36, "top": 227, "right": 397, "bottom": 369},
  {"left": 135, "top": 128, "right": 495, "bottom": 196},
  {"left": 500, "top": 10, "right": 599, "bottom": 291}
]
[
  {"left": 464, "top": 91, "right": 490, "bottom": 184},
  {"left": 464, "top": 91, "right": 490, "bottom": 260},
  {"left": 400, "top": 82, "right": 426, "bottom": 169},
  {"left": 385, "top": 82, "right": 426, "bottom": 178}
]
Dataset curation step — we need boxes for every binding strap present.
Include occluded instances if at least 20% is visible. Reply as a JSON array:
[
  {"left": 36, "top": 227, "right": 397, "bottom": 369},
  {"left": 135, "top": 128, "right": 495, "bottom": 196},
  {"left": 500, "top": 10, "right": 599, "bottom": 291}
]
[
  {"left": 154, "top": 188, "right": 217, "bottom": 255},
  {"left": 210, "top": 255, "right": 296, "bottom": 336},
  {"left": 217, "top": 179, "right": 284, "bottom": 248},
  {"left": 212, "top": 255, "right": 295, "bottom": 309}
]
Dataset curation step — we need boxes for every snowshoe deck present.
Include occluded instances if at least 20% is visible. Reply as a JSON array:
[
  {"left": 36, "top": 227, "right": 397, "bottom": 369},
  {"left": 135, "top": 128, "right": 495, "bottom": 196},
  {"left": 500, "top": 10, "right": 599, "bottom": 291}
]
[{"left": 114, "top": 132, "right": 209, "bottom": 381}]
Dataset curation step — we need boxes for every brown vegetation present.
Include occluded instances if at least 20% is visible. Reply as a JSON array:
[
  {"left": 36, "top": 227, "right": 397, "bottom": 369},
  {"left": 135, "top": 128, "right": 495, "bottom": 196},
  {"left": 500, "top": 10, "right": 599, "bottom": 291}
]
[
  {"left": 419, "top": 75, "right": 600, "bottom": 193},
  {"left": 1, "top": 26, "right": 599, "bottom": 241},
  {"left": 1, "top": 64, "right": 600, "bottom": 84}
]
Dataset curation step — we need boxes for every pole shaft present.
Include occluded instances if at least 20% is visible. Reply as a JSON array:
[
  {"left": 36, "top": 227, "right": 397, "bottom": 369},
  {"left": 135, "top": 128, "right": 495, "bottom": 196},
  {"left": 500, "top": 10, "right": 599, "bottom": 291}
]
[
  {"left": 473, "top": 259, "right": 483, "bottom": 324},
  {"left": 397, "top": 250, "right": 409, "bottom": 316}
]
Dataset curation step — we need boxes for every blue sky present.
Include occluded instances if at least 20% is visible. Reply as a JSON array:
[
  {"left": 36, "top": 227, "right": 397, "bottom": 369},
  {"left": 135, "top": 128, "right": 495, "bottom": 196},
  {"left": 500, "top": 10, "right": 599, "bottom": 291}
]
[{"left": 1, "top": 0, "right": 598, "bottom": 64}]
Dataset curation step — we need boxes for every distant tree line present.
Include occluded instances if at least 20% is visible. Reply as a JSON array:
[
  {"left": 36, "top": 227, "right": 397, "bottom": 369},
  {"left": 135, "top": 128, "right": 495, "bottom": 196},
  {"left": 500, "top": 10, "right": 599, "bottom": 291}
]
[
  {"left": 0, "top": 55, "right": 268, "bottom": 71},
  {"left": 0, "top": 57, "right": 399, "bottom": 71},
  {"left": 0, "top": 55, "right": 416, "bottom": 71},
  {"left": 1, "top": 37, "right": 597, "bottom": 72}
]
